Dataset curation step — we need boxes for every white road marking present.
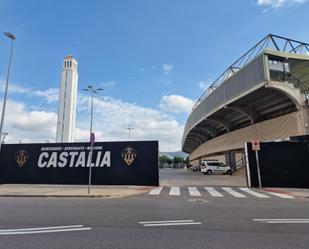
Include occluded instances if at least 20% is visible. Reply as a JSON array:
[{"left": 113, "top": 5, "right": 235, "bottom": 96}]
[
  {"left": 148, "top": 187, "right": 163, "bottom": 195},
  {"left": 0, "top": 227, "right": 91, "bottom": 235},
  {"left": 204, "top": 187, "right": 223, "bottom": 197},
  {"left": 188, "top": 187, "right": 201, "bottom": 196},
  {"left": 143, "top": 222, "right": 202, "bottom": 227},
  {"left": 253, "top": 219, "right": 309, "bottom": 224},
  {"left": 222, "top": 187, "right": 246, "bottom": 198},
  {"left": 239, "top": 188, "right": 269, "bottom": 198},
  {"left": 139, "top": 220, "right": 194, "bottom": 224},
  {"left": 264, "top": 192, "right": 294, "bottom": 199},
  {"left": 0, "top": 225, "right": 91, "bottom": 235},
  {"left": 169, "top": 187, "right": 180, "bottom": 196},
  {"left": 0, "top": 225, "right": 83, "bottom": 232},
  {"left": 139, "top": 219, "right": 201, "bottom": 227}
]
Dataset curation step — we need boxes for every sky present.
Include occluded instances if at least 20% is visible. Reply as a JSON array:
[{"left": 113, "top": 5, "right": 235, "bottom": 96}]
[{"left": 0, "top": 0, "right": 309, "bottom": 151}]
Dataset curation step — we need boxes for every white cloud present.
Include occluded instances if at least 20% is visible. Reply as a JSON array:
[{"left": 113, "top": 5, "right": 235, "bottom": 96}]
[
  {"left": 3, "top": 100, "right": 57, "bottom": 143},
  {"left": 198, "top": 79, "right": 212, "bottom": 91},
  {"left": 159, "top": 94, "right": 195, "bottom": 114},
  {"left": 33, "top": 88, "right": 59, "bottom": 103},
  {"left": 0, "top": 79, "right": 59, "bottom": 103},
  {"left": 257, "top": 0, "right": 308, "bottom": 7},
  {"left": 0, "top": 80, "right": 190, "bottom": 151},
  {"left": 76, "top": 94, "right": 185, "bottom": 151},
  {"left": 162, "top": 64, "right": 174, "bottom": 74},
  {"left": 100, "top": 80, "right": 116, "bottom": 88}
]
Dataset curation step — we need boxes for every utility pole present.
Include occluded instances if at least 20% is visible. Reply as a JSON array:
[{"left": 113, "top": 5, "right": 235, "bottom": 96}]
[
  {"left": 0, "top": 32, "right": 15, "bottom": 152},
  {"left": 125, "top": 127, "right": 134, "bottom": 141},
  {"left": 83, "top": 85, "right": 103, "bottom": 194}
]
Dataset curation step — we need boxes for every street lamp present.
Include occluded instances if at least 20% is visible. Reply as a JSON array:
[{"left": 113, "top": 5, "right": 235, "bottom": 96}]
[
  {"left": 83, "top": 85, "right": 103, "bottom": 194},
  {"left": 125, "top": 127, "right": 134, "bottom": 141},
  {"left": 1, "top": 132, "right": 8, "bottom": 144},
  {"left": 0, "top": 32, "right": 15, "bottom": 152}
]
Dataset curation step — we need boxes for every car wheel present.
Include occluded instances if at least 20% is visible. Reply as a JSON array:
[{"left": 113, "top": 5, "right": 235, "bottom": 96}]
[
  {"left": 207, "top": 170, "right": 212, "bottom": 175},
  {"left": 226, "top": 170, "right": 231, "bottom": 175}
]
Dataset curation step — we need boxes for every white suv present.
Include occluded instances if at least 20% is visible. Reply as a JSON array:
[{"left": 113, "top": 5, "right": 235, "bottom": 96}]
[{"left": 200, "top": 161, "right": 231, "bottom": 175}]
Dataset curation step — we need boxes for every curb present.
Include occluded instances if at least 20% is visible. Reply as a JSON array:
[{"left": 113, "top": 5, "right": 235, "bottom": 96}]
[{"left": 0, "top": 194, "right": 110, "bottom": 198}]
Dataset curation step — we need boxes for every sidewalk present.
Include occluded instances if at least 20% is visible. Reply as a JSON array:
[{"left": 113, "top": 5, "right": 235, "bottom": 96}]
[{"left": 0, "top": 184, "right": 153, "bottom": 198}]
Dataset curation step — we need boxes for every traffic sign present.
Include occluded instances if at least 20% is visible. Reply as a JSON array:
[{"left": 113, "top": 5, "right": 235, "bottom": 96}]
[
  {"left": 90, "top": 132, "right": 95, "bottom": 145},
  {"left": 251, "top": 139, "right": 260, "bottom": 151}
]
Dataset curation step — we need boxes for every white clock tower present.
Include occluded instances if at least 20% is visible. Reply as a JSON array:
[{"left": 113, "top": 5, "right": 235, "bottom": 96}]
[{"left": 56, "top": 55, "right": 78, "bottom": 142}]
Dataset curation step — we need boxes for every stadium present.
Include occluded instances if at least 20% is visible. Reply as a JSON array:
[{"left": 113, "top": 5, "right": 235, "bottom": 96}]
[{"left": 182, "top": 34, "right": 309, "bottom": 169}]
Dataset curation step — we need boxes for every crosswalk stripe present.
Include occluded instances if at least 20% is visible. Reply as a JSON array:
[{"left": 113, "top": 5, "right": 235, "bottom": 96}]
[
  {"left": 148, "top": 187, "right": 163, "bottom": 195},
  {"left": 169, "top": 187, "right": 180, "bottom": 196},
  {"left": 222, "top": 187, "right": 246, "bottom": 198},
  {"left": 264, "top": 191, "right": 294, "bottom": 199},
  {"left": 188, "top": 187, "right": 201, "bottom": 196},
  {"left": 204, "top": 187, "right": 223, "bottom": 197},
  {"left": 239, "top": 188, "right": 269, "bottom": 198}
]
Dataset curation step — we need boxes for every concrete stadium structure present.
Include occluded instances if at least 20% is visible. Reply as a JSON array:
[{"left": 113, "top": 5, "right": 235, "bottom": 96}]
[{"left": 182, "top": 34, "right": 309, "bottom": 167}]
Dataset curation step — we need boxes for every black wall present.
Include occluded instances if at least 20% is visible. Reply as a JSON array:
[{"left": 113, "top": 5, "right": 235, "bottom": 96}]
[
  {"left": 0, "top": 141, "right": 159, "bottom": 186},
  {"left": 246, "top": 141, "right": 309, "bottom": 188}
]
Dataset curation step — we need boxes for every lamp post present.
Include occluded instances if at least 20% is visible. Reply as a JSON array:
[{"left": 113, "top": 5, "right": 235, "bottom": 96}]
[
  {"left": 125, "top": 127, "right": 134, "bottom": 141},
  {"left": 1, "top": 132, "right": 8, "bottom": 144},
  {"left": 0, "top": 32, "right": 15, "bottom": 152},
  {"left": 83, "top": 85, "right": 103, "bottom": 194}
]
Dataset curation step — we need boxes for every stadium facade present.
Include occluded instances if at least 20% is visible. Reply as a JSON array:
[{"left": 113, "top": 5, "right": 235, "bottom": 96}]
[{"left": 182, "top": 34, "right": 309, "bottom": 168}]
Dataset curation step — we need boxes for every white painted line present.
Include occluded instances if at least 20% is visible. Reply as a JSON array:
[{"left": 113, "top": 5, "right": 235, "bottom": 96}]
[
  {"left": 204, "top": 187, "right": 223, "bottom": 197},
  {"left": 143, "top": 222, "right": 202, "bottom": 227},
  {"left": 264, "top": 192, "right": 294, "bottom": 199},
  {"left": 139, "top": 220, "right": 194, "bottom": 224},
  {"left": 0, "top": 227, "right": 91, "bottom": 235},
  {"left": 148, "top": 187, "right": 163, "bottom": 195},
  {"left": 169, "top": 187, "right": 180, "bottom": 196},
  {"left": 222, "top": 187, "right": 246, "bottom": 198},
  {"left": 239, "top": 188, "right": 269, "bottom": 198},
  {"left": 265, "top": 221, "right": 309, "bottom": 224},
  {"left": 188, "top": 187, "right": 201, "bottom": 197},
  {"left": 0, "top": 225, "right": 83, "bottom": 232},
  {"left": 253, "top": 219, "right": 309, "bottom": 224},
  {"left": 254, "top": 219, "right": 309, "bottom": 222}
]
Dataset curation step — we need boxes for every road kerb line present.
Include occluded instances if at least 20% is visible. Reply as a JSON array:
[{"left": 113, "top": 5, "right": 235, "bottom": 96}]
[{"left": 263, "top": 192, "right": 294, "bottom": 199}]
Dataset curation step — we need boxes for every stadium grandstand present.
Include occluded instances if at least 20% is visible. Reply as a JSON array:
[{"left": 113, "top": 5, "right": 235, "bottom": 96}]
[{"left": 182, "top": 34, "right": 309, "bottom": 169}]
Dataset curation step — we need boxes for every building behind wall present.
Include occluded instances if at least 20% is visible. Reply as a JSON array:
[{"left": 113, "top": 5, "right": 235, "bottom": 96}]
[
  {"left": 182, "top": 34, "right": 309, "bottom": 167},
  {"left": 56, "top": 55, "right": 78, "bottom": 142}
]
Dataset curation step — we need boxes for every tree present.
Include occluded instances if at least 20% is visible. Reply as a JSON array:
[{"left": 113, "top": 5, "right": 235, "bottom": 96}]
[
  {"left": 173, "top": 156, "right": 184, "bottom": 164},
  {"left": 159, "top": 155, "right": 173, "bottom": 165}
]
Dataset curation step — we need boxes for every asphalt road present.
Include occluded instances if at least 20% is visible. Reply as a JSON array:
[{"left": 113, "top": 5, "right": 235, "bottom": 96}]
[{"left": 0, "top": 169, "right": 308, "bottom": 249}]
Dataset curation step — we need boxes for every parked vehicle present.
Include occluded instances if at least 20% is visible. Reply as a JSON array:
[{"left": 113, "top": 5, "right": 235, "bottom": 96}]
[{"left": 200, "top": 160, "right": 231, "bottom": 175}]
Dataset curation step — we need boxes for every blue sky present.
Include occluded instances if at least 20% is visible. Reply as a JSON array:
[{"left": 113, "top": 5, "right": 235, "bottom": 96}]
[{"left": 0, "top": 0, "right": 309, "bottom": 151}]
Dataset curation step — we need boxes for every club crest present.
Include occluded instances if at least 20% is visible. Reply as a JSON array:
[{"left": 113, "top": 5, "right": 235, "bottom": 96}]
[
  {"left": 121, "top": 146, "right": 137, "bottom": 166},
  {"left": 15, "top": 150, "right": 29, "bottom": 167}
]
